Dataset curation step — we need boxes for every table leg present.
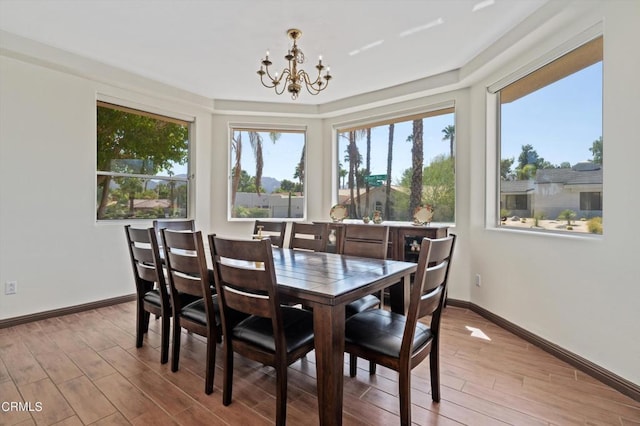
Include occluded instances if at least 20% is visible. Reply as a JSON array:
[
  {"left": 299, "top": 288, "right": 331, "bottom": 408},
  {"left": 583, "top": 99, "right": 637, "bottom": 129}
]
[
  {"left": 388, "top": 272, "right": 411, "bottom": 314},
  {"left": 313, "top": 303, "right": 345, "bottom": 426}
]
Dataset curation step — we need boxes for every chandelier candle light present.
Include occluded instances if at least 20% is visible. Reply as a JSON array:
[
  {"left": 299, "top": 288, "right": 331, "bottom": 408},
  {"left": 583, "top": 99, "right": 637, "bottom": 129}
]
[{"left": 258, "top": 28, "right": 332, "bottom": 100}]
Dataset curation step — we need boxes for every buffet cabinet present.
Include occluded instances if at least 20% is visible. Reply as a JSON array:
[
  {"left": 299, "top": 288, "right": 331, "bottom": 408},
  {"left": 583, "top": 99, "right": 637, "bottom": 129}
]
[{"left": 321, "top": 221, "right": 449, "bottom": 262}]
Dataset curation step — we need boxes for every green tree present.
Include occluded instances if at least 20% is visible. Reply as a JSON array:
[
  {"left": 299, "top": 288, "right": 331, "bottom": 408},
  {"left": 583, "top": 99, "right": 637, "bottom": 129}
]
[
  {"left": 423, "top": 156, "right": 455, "bottom": 221},
  {"left": 384, "top": 123, "right": 395, "bottom": 219},
  {"left": 96, "top": 106, "right": 188, "bottom": 219},
  {"left": 408, "top": 119, "right": 424, "bottom": 214},
  {"left": 441, "top": 124, "right": 455, "bottom": 160},
  {"left": 364, "top": 128, "right": 372, "bottom": 216},
  {"left": 517, "top": 144, "right": 541, "bottom": 170},
  {"left": 343, "top": 131, "right": 363, "bottom": 218},
  {"left": 293, "top": 141, "right": 305, "bottom": 194},
  {"left": 558, "top": 209, "right": 577, "bottom": 227},
  {"left": 230, "top": 132, "right": 243, "bottom": 208},
  {"left": 590, "top": 136, "right": 603, "bottom": 164},
  {"left": 400, "top": 155, "right": 454, "bottom": 222},
  {"left": 249, "top": 131, "right": 279, "bottom": 196},
  {"left": 278, "top": 179, "right": 302, "bottom": 193},
  {"left": 501, "top": 158, "right": 515, "bottom": 180},
  {"left": 230, "top": 130, "right": 279, "bottom": 216},
  {"left": 338, "top": 162, "right": 348, "bottom": 189},
  {"left": 236, "top": 170, "right": 264, "bottom": 193},
  {"left": 515, "top": 144, "right": 553, "bottom": 180}
]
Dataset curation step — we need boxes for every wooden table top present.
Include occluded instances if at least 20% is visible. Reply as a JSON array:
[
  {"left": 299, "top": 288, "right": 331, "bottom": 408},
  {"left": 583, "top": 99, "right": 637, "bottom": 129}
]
[{"left": 270, "top": 248, "right": 417, "bottom": 307}]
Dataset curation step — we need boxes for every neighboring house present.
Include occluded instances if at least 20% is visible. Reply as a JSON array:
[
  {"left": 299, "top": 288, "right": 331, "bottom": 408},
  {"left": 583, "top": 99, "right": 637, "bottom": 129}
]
[
  {"left": 500, "top": 180, "right": 535, "bottom": 218},
  {"left": 500, "top": 162, "right": 603, "bottom": 219},
  {"left": 132, "top": 199, "right": 171, "bottom": 210},
  {"left": 339, "top": 185, "right": 411, "bottom": 220},
  {"left": 234, "top": 191, "right": 304, "bottom": 218}
]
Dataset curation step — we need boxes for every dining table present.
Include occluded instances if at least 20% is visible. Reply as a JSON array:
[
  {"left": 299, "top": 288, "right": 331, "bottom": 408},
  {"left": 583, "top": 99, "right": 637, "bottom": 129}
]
[{"left": 269, "top": 247, "right": 417, "bottom": 426}]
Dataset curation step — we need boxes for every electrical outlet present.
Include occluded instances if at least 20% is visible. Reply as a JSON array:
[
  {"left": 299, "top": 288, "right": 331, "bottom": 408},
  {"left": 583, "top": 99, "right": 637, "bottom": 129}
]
[
  {"left": 475, "top": 274, "right": 481, "bottom": 287},
  {"left": 5, "top": 281, "right": 17, "bottom": 295}
]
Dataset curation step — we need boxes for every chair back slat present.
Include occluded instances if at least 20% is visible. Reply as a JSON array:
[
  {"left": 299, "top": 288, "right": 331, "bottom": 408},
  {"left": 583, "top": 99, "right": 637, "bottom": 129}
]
[
  {"left": 340, "top": 224, "right": 389, "bottom": 259},
  {"left": 125, "top": 225, "right": 166, "bottom": 297},
  {"left": 136, "top": 263, "right": 158, "bottom": 283},
  {"left": 162, "top": 229, "right": 212, "bottom": 301},
  {"left": 253, "top": 220, "right": 287, "bottom": 248},
  {"left": 221, "top": 283, "right": 272, "bottom": 318},
  {"left": 402, "top": 235, "right": 456, "bottom": 352},
  {"left": 416, "top": 261, "right": 448, "bottom": 317},
  {"left": 132, "top": 245, "right": 154, "bottom": 264},
  {"left": 153, "top": 219, "right": 195, "bottom": 247},
  {"left": 210, "top": 236, "right": 282, "bottom": 326},
  {"left": 289, "top": 222, "right": 328, "bottom": 252}
]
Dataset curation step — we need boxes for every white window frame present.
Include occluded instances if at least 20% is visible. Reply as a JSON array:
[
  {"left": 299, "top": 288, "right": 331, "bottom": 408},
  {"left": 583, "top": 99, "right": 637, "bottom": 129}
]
[{"left": 486, "top": 24, "right": 603, "bottom": 236}]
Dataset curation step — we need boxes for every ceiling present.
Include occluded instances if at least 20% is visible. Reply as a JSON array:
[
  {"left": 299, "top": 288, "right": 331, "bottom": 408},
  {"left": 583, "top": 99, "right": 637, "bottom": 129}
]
[{"left": 0, "top": 0, "right": 551, "bottom": 105}]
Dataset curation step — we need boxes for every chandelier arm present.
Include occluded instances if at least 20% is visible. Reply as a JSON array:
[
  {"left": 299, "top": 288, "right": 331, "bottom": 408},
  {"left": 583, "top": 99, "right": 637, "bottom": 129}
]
[{"left": 299, "top": 70, "right": 327, "bottom": 95}]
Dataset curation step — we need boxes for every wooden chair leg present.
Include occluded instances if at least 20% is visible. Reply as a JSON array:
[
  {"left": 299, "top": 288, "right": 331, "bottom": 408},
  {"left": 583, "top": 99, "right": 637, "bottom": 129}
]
[
  {"left": 136, "top": 305, "right": 145, "bottom": 348},
  {"left": 349, "top": 354, "right": 357, "bottom": 377},
  {"left": 204, "top": 339, "right": 216, "bottom": 394},
  {"left": 160, "top": 314, "right": 170, "bottom": 364},
  {"left": 369, "top": 361, "right": 376, "bottom": 375},
  {"left": 275, "top": 362, "right": 288, "bottom": 426},
  {"left": 430, "top": 345, "right": 441, "bottom": 402},
  {"left": 222, "top": 343, "right": 233, "bottom": 406},
  {"left": 171, "top": 321, "right": 181, "bottom": 372},
  {"left": 398, "top": 365, "right": 412, "bottom": 426}
]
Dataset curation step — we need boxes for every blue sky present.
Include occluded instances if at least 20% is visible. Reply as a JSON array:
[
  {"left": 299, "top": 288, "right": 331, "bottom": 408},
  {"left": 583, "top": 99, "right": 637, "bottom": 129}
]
[{"left": 501, "top": 62, "right": 602, "bottom": 167}]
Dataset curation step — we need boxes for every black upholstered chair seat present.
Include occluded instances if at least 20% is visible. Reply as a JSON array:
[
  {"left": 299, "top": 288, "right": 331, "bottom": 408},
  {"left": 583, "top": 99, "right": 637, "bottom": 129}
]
[
  {"left": 345, "top": 294, "right": 381, "bottom": 317},
  {"left": 142, "top": 289, "right": 162, "bottom": 306},
  {"left": 181, "top": 296, "right": 221, "bottom": 326},
  {"left": 232, "top": 307, "right": 314, "bottom": 353},
  {"left": 345, "top": 309, "right": 432, "bottom": 358}
]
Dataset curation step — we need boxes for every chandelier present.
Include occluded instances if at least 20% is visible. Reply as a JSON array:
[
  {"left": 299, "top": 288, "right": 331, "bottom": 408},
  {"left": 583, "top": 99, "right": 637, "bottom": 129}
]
[{"left": 257, "top": 28, "right": 332, "bottom": 100}]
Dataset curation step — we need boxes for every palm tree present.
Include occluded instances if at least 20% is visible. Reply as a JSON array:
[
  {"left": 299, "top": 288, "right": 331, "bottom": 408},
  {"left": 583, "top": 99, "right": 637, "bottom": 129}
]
[
  {"left": 249, "top": 131, "right": 280, "bottom": 196},
  {"left": 384, "top": 123, "right": 394, "bottom": 219},
  {"left": 409, "top": 119, "right": 424, "bottom": 215},
  {"left": 345, "top": 131, "right": 361, "bottom": 218},
  {"left": 230, "top": 132, "right": 243, "bottom": 209},
  {"left": 293, "top": 141, "right": 305, "bottom": 194},
  {"left": 338, "top": 163, "right": 348, "bottom": 189},
  {"left": 364, "top": 128, "right": 372, "bottom": 217},
  {"left": 442, "top": 124, "right": 455, "bottom": 159}
]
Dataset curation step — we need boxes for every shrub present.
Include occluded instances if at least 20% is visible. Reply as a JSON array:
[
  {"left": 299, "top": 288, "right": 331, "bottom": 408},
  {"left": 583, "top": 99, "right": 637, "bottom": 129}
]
[
  {"left": 587, "top": 217, "right": 603, "bottom": 234},
  {"left": 533, "top": 211, "right": 545, "bottom": 227},
  {"left": 557, "top": 209, "right": 577, "bottom": 226}
]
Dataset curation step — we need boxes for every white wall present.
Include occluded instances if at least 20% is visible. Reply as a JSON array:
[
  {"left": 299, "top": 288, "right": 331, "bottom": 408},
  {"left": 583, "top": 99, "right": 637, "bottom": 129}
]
[
  {"left": 468, "top": 1, "right": 640, "bottom": 385},
  {"left": 0, "top": 54, "right": 214, "bottom": 319},
  {"left": 0, "top": 0, "right": 637, "bottom": 387}
]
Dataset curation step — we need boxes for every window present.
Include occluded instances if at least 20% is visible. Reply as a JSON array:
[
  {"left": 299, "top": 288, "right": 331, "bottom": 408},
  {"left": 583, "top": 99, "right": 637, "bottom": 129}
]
[
  {"left": 495, "top": 36, "right": 603, "bottom": 234},
  {"left": 580, "top": 192, "right": 602, "bottom": 211},
  {"left": 505, "top": 195, "right": 528, "bottom": 210},
  {"left": 336, "top": 107, "right": 455, "bottom": 223},
  {"left": 229, "top": 127, "right": 306, "bottom": 219},
  {"left": 96, "top": 102, "right": 190, "bottom": 220}
]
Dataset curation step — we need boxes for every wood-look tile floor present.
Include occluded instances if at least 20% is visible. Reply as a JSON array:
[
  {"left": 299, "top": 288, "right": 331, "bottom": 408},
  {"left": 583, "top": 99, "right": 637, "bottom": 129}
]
[{"left": 1, "top": 303, "right": 638, "bottom": 425}]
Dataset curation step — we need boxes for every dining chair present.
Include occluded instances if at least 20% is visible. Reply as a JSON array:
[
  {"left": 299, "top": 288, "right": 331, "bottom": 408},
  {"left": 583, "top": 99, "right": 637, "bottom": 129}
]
[
  {"left": 162, "top": 228, "right": 221, "bottom": 394},
  {"left": 253, "top": 220, "right": 287, "bottom": 248},
  {"left": 153, "top": 219, "right": 195, "bottom": 248},
  {"left": 344, "top": 234, "right": 456, "bottom": 426},
  {"left": 209, "top": 235, "right": 316, "bottom": 426},
  {"left": 339, "top": 224, "right": 390, "bottom": 317},
  {"left": 288, "top": 222, "right": 328, "bottom": 252},
  {"left": 124, "top": 225, "right": 172, "bottom": 364}
]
